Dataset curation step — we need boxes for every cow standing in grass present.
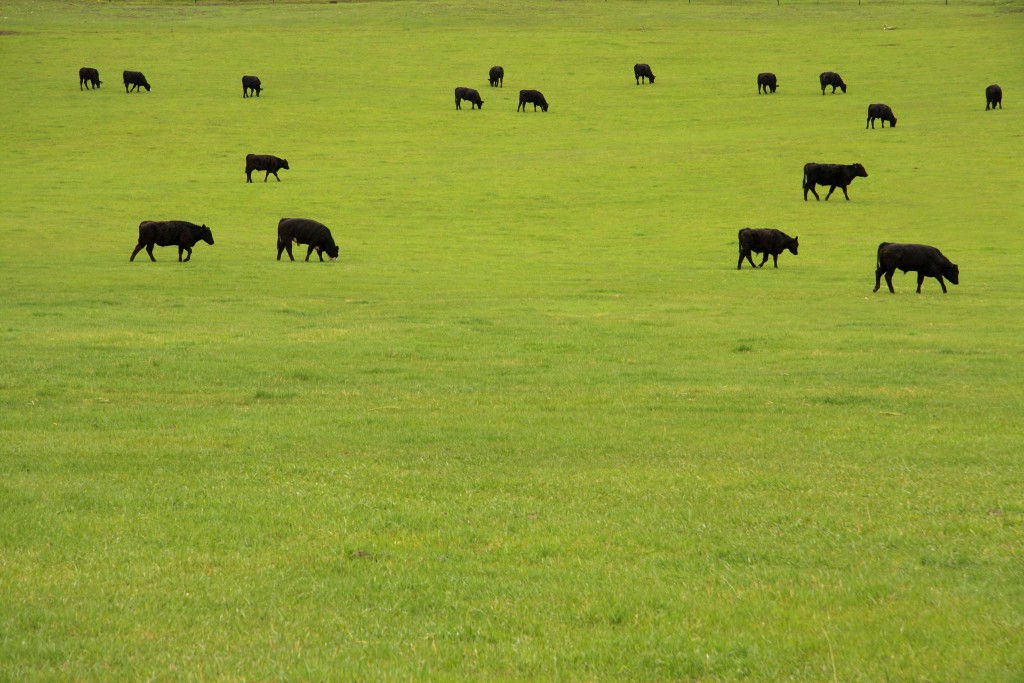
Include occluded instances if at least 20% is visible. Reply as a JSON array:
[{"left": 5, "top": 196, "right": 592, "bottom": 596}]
[
  {"left": 866, "top": 103, "right": 897, "bottom": 128},
  {"left": 757, "top": 72, "right": 777, "bottom": 94},
  {"left": 123, "top": 70, "right": 151, "bottom": 92},
  {"left": 634, "top": 64, "right": 655, "bottom": 85},
  {"left": 455, "top": 87, "right": 483, "bottom": 110},
  {"left": 986, "top": 84, "right": 1002, "bottom": 110},
  {"left": 819, "top": 71, "right": 846, "bottom": 95},
  {"left": 242, "top": 75, "right": 262, "bottom": 98},
  {"left": 277, "top": 218, "right": 340, "bottom": 262},
  {"left": 874, "top": 243, "right": 959, "bottom": 294},
  {"left": 246, "top": 154, "right": 289, "bottom": 182},
  {"left": 802, "top": 162, "right": 868, "bottom": 201},
  {"left": 130, "top": 221, "right": 214, "bottom": 262},
  {"left": 737, "top": 228, "right": 799, "bottom": 269},
  {"left": 518, "top": 89, "right": 548, "bottom": 112},
  {"left": 488, "top": 66, "right": 504, "bottom": 88},
  {"left": 79, "top": 67, "right": 101, "bottom": 90}
]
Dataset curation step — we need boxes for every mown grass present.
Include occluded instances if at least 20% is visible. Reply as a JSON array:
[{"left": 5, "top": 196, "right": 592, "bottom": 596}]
[{"left": 1, "top": 0, "right": 1023, "bottom": 680}]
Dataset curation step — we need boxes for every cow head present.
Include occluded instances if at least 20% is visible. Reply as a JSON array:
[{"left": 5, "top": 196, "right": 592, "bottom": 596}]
[
  {"left": 853, "top": 163, "right": 868, "bottom": 178},
  {"left": 769, "top": 83, "right": 777, "bottom": 93},
  {"left": 200, "top": 225, "right": 214, "bottom": 245},
  {"left": 840, "top": 83, "right": 847, "bottom": 93},
  {"left": 541, "top": 102, "right": 549, "bottom": 112},
  {"left": 889, "top": 115, "right": 897, "bottom": 127},
  {"left": 788, "top": 237, "right": 799, "bottom": 255},
  {"left": 281, "top": 159, "right": 290, "bottom": 170},
  {"left": 944, "top": 262, "right": 959, "bottom": 285}
]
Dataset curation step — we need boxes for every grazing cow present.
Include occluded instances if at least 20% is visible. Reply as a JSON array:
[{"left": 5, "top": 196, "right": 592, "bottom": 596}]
[
  {"left": 245, "top": 154, "right": 289, "bottom": 183},
  {"left": 242, "top": 75, "right": 262, "bottom": 98},
  {"left": 79, "top": 67, "right": 101, "bottom": 90},
  {"left": 634, "top": 63, "right": 655, "bottom": 85},
  {"left": 130, "top": 220, "right": 214, "bottom": 262},
  {"left": 819, "top": 71, "right": 846, "bottom": 95},
  {"left": 737, "top": 228, "right": 799, "bottom": 270},
  {"left": 986, "top": 84, "right": 1002, "bottom": 110},
  {"left": 802, "top": 162, "right": 868, "bottom": 201},
  {"left": 517, "top": 89, "right": 549, "bottom": 112},
  {"left": 866, "top": 103, "right": 897, "bottom": 128},
  {"left": 488, "top": 66, "right": 504, "bottom": 88},
  {"left": 277, "top": 218, "right": 340, "bottom": 262},
  {"left": 455, "top": 87, "right": 484, "bottom": 110},
  {"left": 757, "top": 72, "right": 777, "bottom": 94},
  {"left": 874, "top": 242, "right": 959, "bottom": 294},
  {"left": 123, "top": 70, "right": 151, "bottom": 93}
]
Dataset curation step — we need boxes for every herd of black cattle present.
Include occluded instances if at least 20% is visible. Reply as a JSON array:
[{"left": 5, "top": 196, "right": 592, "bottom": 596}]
[{"left": 79, "top": 63, "right": 1003, "bottom": 294}]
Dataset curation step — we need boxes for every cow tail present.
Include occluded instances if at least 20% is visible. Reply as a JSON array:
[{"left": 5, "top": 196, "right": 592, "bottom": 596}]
[{"left": 876, "top": 242, "right": 889, "bottom": 269}]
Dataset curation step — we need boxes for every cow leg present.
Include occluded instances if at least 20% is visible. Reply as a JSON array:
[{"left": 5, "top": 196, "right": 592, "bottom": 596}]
[
  {"left": 771, "top": 254, "right": 779, "bottom": 268},
  {"left": 273, "top": 171, "right": 281, "bottom": 182},
  {"left": 264, "top": 171, "right": 270, "bottom": 182},
  {"left": 840, "top": 185, "right": 851, "bottom": 200},
  {"left": 916, "top": 273, "right": 926, "bottom": 293},
  {"left": 805, "top": 184, "right": 819, "bottom": 201},
  {"left": 757, "top": 253, "right": 769, "bottom": 268},
  {"left": 873, "top": 267, "right": 884, "bottom": 292},
  {"left": 146, "top": 244, "right": 156, "bottom": 262},
  {"left": 884, "top": 269, "right": 896, "bottom": 293},
  {"left": 130, "top": 243, "right": 145, "bottom": 261},
  {"left": 305, "top": 245, "right": 315, "bottom": 262},
  {"left": 285, "top": 243, "right": 295, "bottom": 261},
  {"left": 455, "top": 97, "right": 461, "bottom": 110},
  {"left": 246, "top": 170, "right": 253, "bottom": 183},
  {"left": 316, "top": 248, "right": 325, "bottom": 262},
  {"left": 937, "top": 276, "right": 947, "bottom": 293}
]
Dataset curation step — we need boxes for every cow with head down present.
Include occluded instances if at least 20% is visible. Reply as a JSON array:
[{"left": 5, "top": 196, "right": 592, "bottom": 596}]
[
  {"left": 242, "top": 75, "right": 262, "bottom": 98},
  {"left": 518, "top": 89, "right": 549, "bottom": 112},
  {"left": 277, "top": 218, "right": 340, "bottom": 262},
  {"left": 874, "top": 243, "right": 959, "bottom": 294},
  {"left": 819, "top": 71, "right": 846, "bottom": 95},
  {"left": 634, "top": 64, "right": 655, "bottom": 85},
  {"left": 130, "top": 220, "right": 214, "bottom": 262},
  {"left": 123, "top": 70, "right": 151, "bottom": 93},
  {"left": 757, "top": 72, "right": 777, "bottom": 94},
  {"left": 79, "top": 67, "right": 101, "bottom": 90},
  {"left": 455, "top": 87, "right": 483, "bottom": 110},
  {"left": 737, "top": 228, "right": 798, "bottom": 270},
  {"left": 866, "top": 103, "right": 897, "bottom": 128}
]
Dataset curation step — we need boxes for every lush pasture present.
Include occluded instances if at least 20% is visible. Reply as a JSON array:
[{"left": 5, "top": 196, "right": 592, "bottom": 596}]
[{"left": 1, "top": 0, "right": 1023, "bottom": 679}]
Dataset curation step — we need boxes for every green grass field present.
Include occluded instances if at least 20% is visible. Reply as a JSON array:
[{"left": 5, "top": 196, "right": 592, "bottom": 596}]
[{"left": 2, "top": 0, "right": 1023, "bottom": 679}]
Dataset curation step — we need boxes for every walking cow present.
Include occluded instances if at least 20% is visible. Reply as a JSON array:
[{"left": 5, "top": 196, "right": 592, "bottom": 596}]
[
  {"left": 866, "top": 103, "right": 897, "bottom": 128},
  {"left": 245, "top": 154, "right": 289, "bottom": 183},
  {"left": 130, "top": 221, "right": 214, "bottom": 262},
  {"left": 517, "top": 89, "right": 549, "bottom": 112},
  {"left": 819, "top": 71, "right": 846, "bottom": 95},
  {"left": 488, "top": 66, "right": 504, "bottom": 88},
  {"left": 277, "top": 218, "right": 340, "bottom": 262},
  {"left": 986, "top": 84, "right": 1002, "bottom": 110},
  {"left": 757, "top": 72, "right": 777, "bottom": 94},
  {"left": 802, "top": 162, "right": 868, "bottom": 201},
  {"left": 874, "top": 243, "right": 959, "bottom": 294},
  {"left": 123, "top": 70, "right": 151, "bottom": 93},
  {"left": 634, "top": 64, "right": 656, "bottom": 85},
  {"left": 242, "top": 75, "right": 262, "bottom": 98},
  {"left": 455, "top": 87, "right": 484, "bottom": 110},
  {"left": 737, "top": 228, "right": 799, "bottom": 270},
  {"left": 79, "top": 67, "right": 101, "bottom": 90}
]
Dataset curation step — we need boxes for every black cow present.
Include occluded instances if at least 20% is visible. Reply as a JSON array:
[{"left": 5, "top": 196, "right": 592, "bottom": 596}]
[
  {"left": 488, "top": 66, "right": 504, "bottom": 88},
  {"left": 79, "top": 67, "right": 101, "bottom": 90},
  {"left": 246, "top": 154, "right": 289, "bottom": 183},
  {"left": 874, "top": 243, "right": 959, "bottom": 294},
  {"left": 455, "top": 87, "right": 483, "bottom": 110},
  {"left": 242, "top": 75, "right": 262, "bottom": 98},
  {"left": 986, "top": 84, "right": 1002, "bottom": 110},
  {"left": 130, "top": 221, "right": 214, "bottom": 262},
  {"left": 819, "top": 71, "right": 846, "bottom": 95},
  {"left": 518, "top": 89, "right": 549, "bottom": 112},
  {"left": 634, "top": 63, "right": 655, "bottom": 85},
  {"left": 866, "top": 103, "right": 897, "bottom": 128},
  {"left": 123, "top": 70, "right": 151, "bottom": 93},
  {"left": 802, "top": 162, "right": 868, "bottom": 201},
  {"left": 277, "top": 218, "right": 340, "bottom": 262},
  {"left": 757, "top": 72, "right": 777, "bottom": 94},
  {"left": 737, "top": 228, "right": 799, "bottom": 270}
]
